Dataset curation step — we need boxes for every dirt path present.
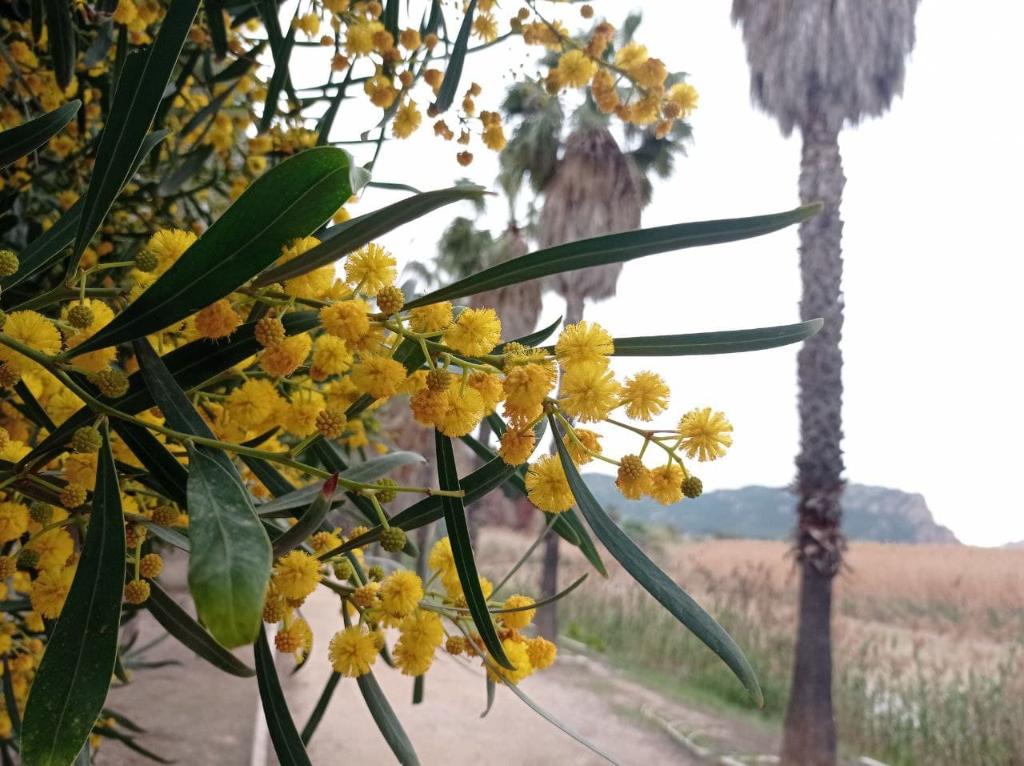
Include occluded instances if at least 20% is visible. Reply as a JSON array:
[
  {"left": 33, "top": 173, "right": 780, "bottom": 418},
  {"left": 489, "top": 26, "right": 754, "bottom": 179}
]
[{"left": 105, "top": 587, "right": 778, "bottom": 765}]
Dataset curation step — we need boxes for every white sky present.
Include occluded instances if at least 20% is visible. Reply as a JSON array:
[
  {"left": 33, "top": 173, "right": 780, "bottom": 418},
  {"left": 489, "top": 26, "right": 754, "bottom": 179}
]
[{"left": 296, "top": 2, "right": 1024, "bottom": 546}]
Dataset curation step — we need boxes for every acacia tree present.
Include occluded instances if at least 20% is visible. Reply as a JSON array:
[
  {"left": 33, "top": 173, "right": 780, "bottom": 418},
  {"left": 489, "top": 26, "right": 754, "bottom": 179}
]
[{"left": 730, "top": 2, "right": 920, "bottom": 763}]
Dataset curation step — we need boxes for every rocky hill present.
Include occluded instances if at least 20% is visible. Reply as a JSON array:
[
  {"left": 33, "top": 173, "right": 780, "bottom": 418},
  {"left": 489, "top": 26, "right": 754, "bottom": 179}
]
[{"left": 583, "top": 474, "right": 960, "bottom": 544}]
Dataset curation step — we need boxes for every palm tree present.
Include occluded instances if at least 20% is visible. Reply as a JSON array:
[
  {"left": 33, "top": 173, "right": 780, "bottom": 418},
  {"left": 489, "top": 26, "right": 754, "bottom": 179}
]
[{"left": 730, "top": 3, "right": 920, "bottom": 763}]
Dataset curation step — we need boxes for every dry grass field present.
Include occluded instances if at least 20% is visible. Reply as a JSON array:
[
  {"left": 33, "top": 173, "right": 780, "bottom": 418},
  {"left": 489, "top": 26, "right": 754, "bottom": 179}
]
[{"left": 479, "top": 529, "right": 1024, "bottom": 766}]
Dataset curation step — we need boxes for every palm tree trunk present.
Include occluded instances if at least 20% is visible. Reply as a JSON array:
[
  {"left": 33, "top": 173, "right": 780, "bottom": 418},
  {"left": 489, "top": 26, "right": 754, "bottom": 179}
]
[
  {"left": 781, "top": 113, "right": 846, "bottom": 766},
  {"left": 535, "top": 291, "right": 587, "bottom": 641}
]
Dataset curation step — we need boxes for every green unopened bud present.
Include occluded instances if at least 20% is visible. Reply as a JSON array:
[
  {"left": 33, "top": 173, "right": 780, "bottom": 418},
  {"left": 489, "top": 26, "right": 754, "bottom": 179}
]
[
  {"left": 367, "top": 564, "right": 385, "bottom": 582},
  {"left": 375, "top": 478, "right": 398, "bottom": 504},
  {"left": 16, "top": 548, "right": 39, "bottom": 571},
  {"left": 332, "top": 558, "right": 355, "bottom": 580},
  {"left": 71, "top": 426, "right": 103, "bottom": 453},
  {"left": 135, "top": 249, "right": 159, "bottom": 273},
  {"left": 682, "top": 475, "right": 703, "bottom": 499},
  {"left": 91, "top": 369, "right": 129, "bottom": 398},
  {"left": 29, "top": 502, "right": 53, "bottom": 525},
  {"left": 379, "top": 525, "right": 406, "bottom": 553},
  {"left": 0, "top": 250, "right": 19, "bottom": 278},
  {"left": 67, "top": 303, "right": 95, "bottom": 329}
]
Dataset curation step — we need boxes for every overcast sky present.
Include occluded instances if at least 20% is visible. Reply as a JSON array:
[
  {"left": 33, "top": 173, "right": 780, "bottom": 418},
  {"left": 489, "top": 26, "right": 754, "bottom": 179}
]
[{"left": 299, "top": 2, "right": 1023, "bottom": 546}]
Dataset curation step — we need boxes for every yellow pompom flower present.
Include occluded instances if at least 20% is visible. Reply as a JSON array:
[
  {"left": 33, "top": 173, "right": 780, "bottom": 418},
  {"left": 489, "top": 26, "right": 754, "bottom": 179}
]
[
  {"left": 320, "top": 300, "right": 371, "bottom": 344},
  {"left": 472, "top": 13, "right": 498, "bottom": 42},
  {"left": 563, "top": 428, "right": 601, "bottom": 466},
  {"left": 345, "top": 20, "right": 383, "bottom": 55},
  {"left": 649, "top": 463, "right": 684, "bottom": 505},
  {"left": 667, "top": 82, "right": 699, "bottom": 118},
  {"left": 379, "top": 570, "right": 423, "bottom": 618},
  {"left": 344, "top": 243, "right": 396, "bottom": 297},
  {"left": 526, "top": 636, "right": 557, "bottom": 670},
  {"left": 498, "top": 427, "right": 536, "bottom": 466},
  {"left": 392, "top": 100, "right": 422, "bottom": 138},
  {"left": 195, "top": 299, "right": 241, "bottom": 340},
  {"left": 260, "top": 333, "right": 312, "bottom": 378},
  {"left": 409, "top": 388, "right": 447, "bottom": 426},
  {"left": 27, "top": 528, "right": 74, "bottom": 571},
  {"left": 310, "top": 335, "right": 353, "bottom": 379},
  {"left": 60, "top": 299, "right": 116, "bottom": 373},
  {"left": 226, "top": 379, "right": 284, "bottom": 430},
  {"left": 141, "top": 228, "right": 196, "bottom": 275},
  {"left": 488, "top": 638, "right": 533, "bottom": 684},
  {"left": 351, "top": 355, "right": 407, "bottom": 399},
  {"left": 436, "top": 384, "right": 485, "bottom": 437},
  {"left": 0, "top": 502, "right": 29, "bottom": 544},
  {"left": 467, "top": 372, "right": 503, "bottom": 415},
  {"left": 616, "top": 454, "right": 652, "bottom": 500},
  {"left": 0, "top": 311, "right": 61, "bottom": 374},
  {"left": 525, "top": 455, "right": 574, "bottom": 513},
  {"left": 620, "top": 371, "right": 670, "bottom": 421},
  {"left": 678, "top": 407, "right": 733, "bottom": 462},
  {"left": 501, "top": 594, "right": 536, "bottom": 629},
  {"left": 555, "top": 321, "right": 614, "bottom": 367},
  {"left": 278, "top": 236, "right": 335, "bottom": 300},
  {"left": 328, "top": 626, "right": 378, "bottom": 677},
  {"left": 427, "top": 537, "right": 455, "bottom": 576},
  {"left": 444, "top": 308, "right": 501, "bottom": 357},
  {"left": 559, "top": 364, "right": 620, "bottom": 423},
  {"left": 284, "top": 389, "right": 325, "bottom": 437},
  {"left": 556, "top": 49, "right": 597, "bottom": 88},
  {"left": 614, "top": 42, "right": 648, "bottom": 70},
  {"left": 30, "top": 567, "right": 75, "bottom": 618},
  {"left": 408, "top": 302, "right": 452, "bottom": 333},
  {"left": 394, "top": 610, "right": 443, "bottom": 675},
  {"left": 502, "top": 363, "right": 554, "bottom": 424},
  {"left": 272, "top": 550, "right": 322, "bottom": 601}
]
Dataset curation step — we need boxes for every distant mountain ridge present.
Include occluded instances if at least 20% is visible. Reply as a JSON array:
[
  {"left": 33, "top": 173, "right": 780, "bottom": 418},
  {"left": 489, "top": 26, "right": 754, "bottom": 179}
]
[{"left": 582, "top": 474, "right": 960, "bottom": 544}]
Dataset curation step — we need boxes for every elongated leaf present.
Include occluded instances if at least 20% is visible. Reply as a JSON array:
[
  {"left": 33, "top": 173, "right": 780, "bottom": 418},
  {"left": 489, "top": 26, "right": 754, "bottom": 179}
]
[
  {"left": 146, "top": 581, "right": 255, "bottom": 677},
  {"left": 550, "top": 417, "right": 763, "bottom": 705},
  {"left": 0, "top": 100, "right": 80, "bottom": 169},
  {"left": 255, "top": 185, "right": 486, "bottom": 286},
  {"left": 505, "top": 682, "right": 620, "bottom": 765},
  {"left": 71, "top": 148, "right": 357, "bottom": 356},
  {"left": 243, "top": 454, "right": 295, "bottom": 498},
  {"left": 432, "top": 0, "right": 477, "bottom": 113},
  {"left": 481, "top": 677, "right": 495, "bottom": 718},
  {"left": 2, "top": 657, "right": 20, "bottom": 738},
  {"left": 272, "top": 475, "right": 336, "bottom": 556},
  {"left": 255, "top": 628, "right": 313, "bottom": 765},
  {"left": 206, "top": 0, "right": 228, "bottom": 58},
  {"left": 602, "top": 319, "right": 823, "bottom": 357},
  {"left": 111, "top": 419, "right": 188, "bottom": 506},
  {"left": 132, "top": 516, "right": 190, "bottom": 551},
  {"left": 435, "top": 431, "right": 511, "bottom": 669},
  {"left": 21, "top": 424, "right": 125, "bottom": 766},
  {"left": 495, "top": 315, "right": 562, "bottom": 353},
  {"left": 260, "top": 23, "right": 295, "bottom": 132},
  {"left": 43, "top": 0, "right": 75, "bottom": 88},
  {"left": 71, "top": 0, "right": 202, "bottom": 270},
  {"left": 356, "top": 671, "right": 420, "bottom": 766},
  {"left": 186, "top": 444, "right": 272, "bottom": 647},
  {"left": 300, "top": 672, "right": 341, "bottom": 744},
  {"left": 2, "top": 130, "right": 166, "bottom": 293},
  {"left": 258, "top": 451, "right": 424, "bottom": 516},
  {"left": 383, "top": 0, "right": 399, "bottom": 38},
  {"left": 134, "top": 338, "right": 271, "bottom": 647},
  {"left": 14, "top": 381, "right": 55, "bottom": 432},
  {"left": 157, "top": 145, "right": 215, "bottom": 195},
  {"left": 406, "top": 205, "right": 819, "bottom": 309}
]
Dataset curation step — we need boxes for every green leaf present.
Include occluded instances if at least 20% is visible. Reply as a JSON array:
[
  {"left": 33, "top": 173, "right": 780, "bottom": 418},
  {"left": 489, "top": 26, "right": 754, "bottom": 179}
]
[
  {"left": 300, "top": 672, "right": 341, "bottom": 745},
  {"left": 71, "top": 0, "right": 202, "bottom": 270},
  {"left": 0, "top": 100, "right": 80, "bottom": 169},
  {"left": 111, "top": 419, "right": 188, "bottom": 507},
  {"left": 602, "top": 319, "right": 823, "bottom": 357},
  {"left": 186, "top": 443, "right": 272, "bottom": 647},
  {"left": 254, "top": 185, "right": 486, "bottom": 286},
  {"left": 550, "top": 416, "right": 764, "bottom": 706},
  {"left": 21, "top": 423, "right": 125, "bottom": 766},
  {"left": 383, "top": 0, "right": 399, "bottom": 39},
  {"left": 146, "top": 581, "right": 255, "bottom": 678},
  {"left": 434, "top": 430, "right": 512, "bottom": 669},
  {"left": 356, "top": 671, "right": 420, "bottom": 766},
  {"left": 43, "top": 0, "right": 75, "bottom": 89},
  {"left": 433, "top": 0, "right": 477, "bottom": 113},
  {"left": 406, "top": 205, "right": 820, "bottom": 309},
  {"left": 495, "top": 315, "right": 562, "bottom": 352},
  {"left": 504, "top": 682, "right": 620, "bottom": 765},
  {"left": 255, "top": 628, "right": 313, "bottom": 766},
  {"left": 157, "top": 145, "right": 215, "bottom": 196},
  {"left": 131, "top": 516, "right": 190, "bottom": 551},
  {"left": 133, "top": 338, "right": 271, "bottom": 648},
  {"left": 260, "top": 23, "right": 295, "bottom": 132},
  {"left": 70, "top": 148, "right": 357, "bottom": 357},
  {"left": 205, "top": 0, "right": 228, "bottom": 58},
  {"left": 2, "top": 657, "right": 21, "bottom": 738},
  {"left": 2, "top": 130, "right": 166, "bottom": 294},
  {"left": 271, "top": 474, "right": 336, "bottom": 556}
]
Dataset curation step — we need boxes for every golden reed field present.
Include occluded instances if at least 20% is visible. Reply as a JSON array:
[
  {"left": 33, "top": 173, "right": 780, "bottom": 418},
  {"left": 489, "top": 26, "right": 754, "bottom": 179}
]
[{"left": 480, "top": 530, "right": 1024, "bottom": 765}]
